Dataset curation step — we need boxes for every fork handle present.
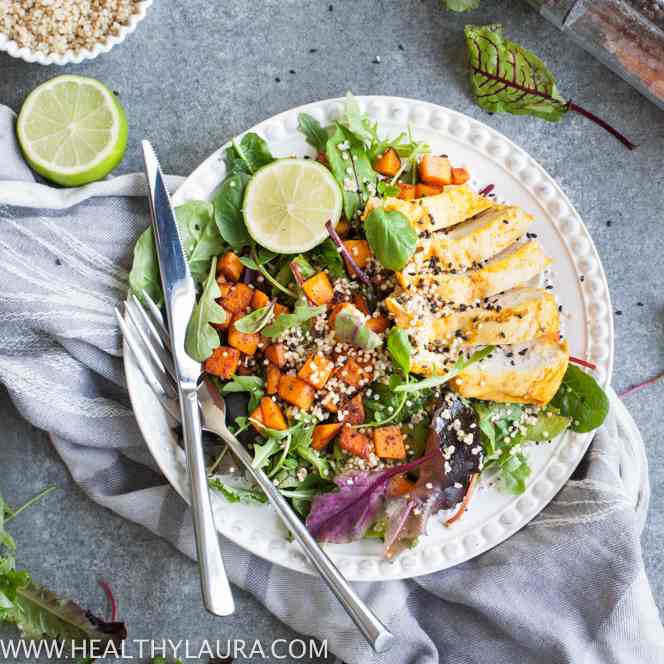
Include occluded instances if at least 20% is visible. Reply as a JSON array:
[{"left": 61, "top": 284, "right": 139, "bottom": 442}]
[
  {"left": 180, "top": 388, "right": 235, "bottom": 616},
  {"left": 217, "top": 429, "right": 394, "bottom": 653}
]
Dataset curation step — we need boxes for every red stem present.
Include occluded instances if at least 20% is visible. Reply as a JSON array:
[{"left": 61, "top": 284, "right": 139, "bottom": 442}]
[
  {"left": 569, "top": 356, "right": 597, "bottom": 370},
  {"left": 567, "top": 102, "right": 636, "bottom": 151},
  {"left": 478, "top": 184, "right": 495, "bottom": 196},
  {"left": 98, "top": 580, "right": 117, "bottom": 622},
  {"left": 289, "top": 260, "right": 312, "bottom": 304},
  {"left": 325, "top": 220, "right": 372, "bottom": 286},
  {"left": 619, "top": 370, "right": 664, "bottom": 399}
]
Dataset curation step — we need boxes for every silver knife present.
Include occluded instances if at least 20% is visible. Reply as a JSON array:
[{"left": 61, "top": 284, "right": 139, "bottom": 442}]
[{"left": 142, "top": 140, "right": 235, "bottom": 617}]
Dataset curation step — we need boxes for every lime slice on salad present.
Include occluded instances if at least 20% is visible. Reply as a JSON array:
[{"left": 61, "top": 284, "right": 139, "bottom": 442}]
[
  {"left": 16, "top": 75, "right": 128, "bottom": 187},
  {"left": 243, "top": 158, "right": 343, "bottom": 254}
]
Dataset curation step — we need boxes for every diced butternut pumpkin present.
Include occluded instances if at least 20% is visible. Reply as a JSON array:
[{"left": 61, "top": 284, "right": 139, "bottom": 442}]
[
  {"left": 366, "top": 315, "right": 390, "bottom": 333},
  {"left": 274, "top": 303, "right": 290, "bottom": 317},
  {"left": 312, "top": 423, "right": 343, "bottom": 450},
  {"left": 352, "top": 294, "right": 370, "bottom": 315},
  {"left": 451, "top": 167, "right": 470, "bottom": 185},
  {"left": 418, "top": 154, "right": 452, "bottom": 186},
  {"left": 387, "top": 474, "right": 416, "bottom": 497},
  {"left": 265, "top": 343, "right": 286, "bottom": 367},
  {"left": 260, "top": 396, "right": 288, "bottom": 431},
  {"left": 218, "top": 251, "right": 244, "bottom": 282},
  {"left": 335, "top": 358, "right": 364, "bottom": 388},
  {"left": 221, "top": 283, "right": 254, "bottom": 314},
  {"left": 204, "top": 346, "right": 240, "bottom": 379},
  {"left": 336, "top": 219, "right": 351, "bottom": 238},
  {"left": 216, "top": 276, "right": 231, "bottom": 298},
  {"left": 373, "top": 147, "right": 401, "bottom": 177},
  {"left": 298, "top": 354, "right": 335, "bottom": 390},
  {"left": 249, "top": 405, "right": 265, "bottom": 433},
  {"left": 302, "top": 272, "right": 334, "bottom": 306},
  {"left": 321, "top": 392, "right": 338, "bottom": 413},
  {"left": 251, "top": 289, "right": 270, "bottom": 310},
  {"left": 373, "top": 425, "right": 406, "bottom": 460},
  {"left": 342, "top": 240, "right": 371, "bottom": 276},
  {"left": 339, "top": 392, "right": 365, "bottom": 424},
  {"left": 415, "top": 183, "right": 444, "bottom": 198},
  {"left": 397, "top": 182, "right": 416, "bottom": 200},
  {"left": 340, "top": 425, "right": 372, "bottom": 459},
  {"left": 266, "top": 364, "right": 281, "bottom": 394},
  {"left": 278, "top": 374, "right": 316, "bottom": 411},
  {"left": 228, "top": 316, "right": 259, "bottom": 355}
]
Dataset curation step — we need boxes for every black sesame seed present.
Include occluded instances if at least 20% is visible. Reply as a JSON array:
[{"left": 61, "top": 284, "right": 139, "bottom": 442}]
[
  {"left": 606, "top": 220, "right": 612, "bottom": 227},
  {"left": 289, "top": 69, "right": 296, "bottom": 74},
  {"left": 580, "top": 275, "right": 585, "bottom": 282},
  {"left": 328, "top": 3, "right": 333, "bottom": 9},
  {"left": 55, "top": 258, "right": 62, "bottom": 266},
  {"left": 398, "top": 44, "right": 404, "bottom": 51},
  {"left": 558, "top": 305, "right": 563, "bottom": 312},
  {"left": 112, "top": 90, "right": 119, "bottom": 96},
  {"left": 545, "top": 285, "right": 553, "bottom": 290},
  {"left": 518, "top": 349, "right": 528, "bottom": 356},
  {"left": 637, "top": 302, "right": 644, "bottom": 307},
  {"left": 309, "top": 48, "right": 318, "bottom": 53},
  {"left": 275, "top": 77, "right": 281, "bottom": 82},
  {"left": 615, "top": 310, "right": 623, "bottom": 316}
]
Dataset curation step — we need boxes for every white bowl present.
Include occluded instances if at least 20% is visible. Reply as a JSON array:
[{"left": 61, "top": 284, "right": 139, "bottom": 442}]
[{"left": 0, "top": 0, "right": 153, "bottom": 66}]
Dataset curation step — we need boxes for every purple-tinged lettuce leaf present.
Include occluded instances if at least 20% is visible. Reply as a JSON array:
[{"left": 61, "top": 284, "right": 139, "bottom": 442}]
[{"left": 305, "top": 454, "right": 433, "bottom": 544}]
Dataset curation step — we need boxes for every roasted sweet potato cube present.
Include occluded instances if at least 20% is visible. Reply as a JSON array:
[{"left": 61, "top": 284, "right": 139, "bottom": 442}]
[
  {"left": 228, "top": 316, "right": 259, "bottom": 355},
  {"left": 264, "top": 343, "right": 286, "bottom": 368},
  {"left": 251, "top": 289, "right": 270, "bottom": 310},
  {"left": 352, "top": 294, "right": 370, "bottom": 315},
  {"left": 373, "top": 147, "right": 401, "bottom": 177},
  {"left": 216, "top": 276, "right": 231, "bottom": 298},
  {"left": 336, "top": 219, "right": 351, "bottom": 238},
  {"left": 260, "top": 396, "right": 288, "bottom": 431},
  {"left": 387, "top": 474, "right": 416, "bottom": 497},
  {"left": 335, "top": 358, "right": 364, "bottom": 388},
  {"left": 249, "top": 405, "right": 265, "bottom": 433},
  {"left": 297, "top": 354, "right": 335, "bottom": 390},
  {"left": 373, "top": 425, "right": 406, "bottom": 460},
  {"left": 339, "top": 392, "right": 365, "bottom": 424},
  {"left": 342, "top": 240, "right": 371, "bottom": 276},
  {"left": 204, "top": 346, "right": 240, "bottom": 379},
  {"left": 418, "top": 154, "right": 452, "bottom": 186},
  {"left": 312, "top": 423, "right": 343, "bottom": 450},
  {"left": 451, "top": 167, "right": 470, "bottom": 185},
  {"left": 397, "top": 182, "right": 416, "bottom": 200},
  {"left": 321, "top": 392, "right": 338, "bottom": 413},
  {"left": 303, "top": 272, "right": 334, "bottom": 306},
  {"left": 218, "top": 251, "right": 244, "bottom": 282},
  {"left": 266, "top": 364, "right": 281, "bottom": 394},
  {"left": 415, "top": 183, "right": 444, "bottom": 198},
  {"left": 366, "top": 315, "right": 390, "bottom": 334},
  {"left": 273, "top": 303, "right": 290, "bottom": 317},
  {"left": 340, "top": 425, "right": 372, "bottom": 459},
  {"left": 278, "top": 374, "right": 316, "bottom": 410},
  {"left": 221, "top": 283, "right": 254, "bottom": 314}
]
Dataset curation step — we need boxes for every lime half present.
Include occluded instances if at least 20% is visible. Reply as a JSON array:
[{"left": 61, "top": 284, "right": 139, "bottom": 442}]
[
  {"left": 17, "top": 75, "right": 128, "bottom": 187},
  {"left": 243, "top": 158, "right": 343, "bottom": 254}
]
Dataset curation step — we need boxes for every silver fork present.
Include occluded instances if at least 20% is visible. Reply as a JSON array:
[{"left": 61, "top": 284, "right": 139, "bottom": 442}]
[{"left": 117, "top": 291, "right": 395, "bottom": 654}]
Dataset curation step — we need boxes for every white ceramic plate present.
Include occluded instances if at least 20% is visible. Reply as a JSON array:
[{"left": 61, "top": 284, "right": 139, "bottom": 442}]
[{"left": 124, "top": 96, "right": 614, "bottom": 581}]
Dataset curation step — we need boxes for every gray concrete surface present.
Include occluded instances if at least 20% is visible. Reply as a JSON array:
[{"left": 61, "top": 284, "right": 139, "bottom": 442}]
[{"left": 1, "top": 0, "right": 663, "bottom": 661}]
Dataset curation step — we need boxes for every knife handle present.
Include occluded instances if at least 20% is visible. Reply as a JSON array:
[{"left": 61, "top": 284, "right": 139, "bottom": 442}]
[{"left": 180, "top": 387, "right": 235, "bottom": 616}]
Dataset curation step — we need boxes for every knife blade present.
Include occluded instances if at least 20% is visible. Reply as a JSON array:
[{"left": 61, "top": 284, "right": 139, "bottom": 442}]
[{"left": 142, "top": 140, "right": 235, "bottom": 616}]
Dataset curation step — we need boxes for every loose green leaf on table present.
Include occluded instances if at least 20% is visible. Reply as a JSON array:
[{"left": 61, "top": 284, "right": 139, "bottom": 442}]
[
  {"left": 184, "top": 258, "right": 227, "bottom": 362},
  {"left": 297, "top": 113, "right": 329, "bottom": 154},
  {"left": 551, "top": 364, "right": 609, "bottom": 433},
  {"left": 213, "top": 173, "right": 252, "bottom": 251},
  {"left": 364, "top": 208, "right": 417, "bottom": 271},
  {"left": 464, "top": 24, "right": 635, "bottom": 149}
]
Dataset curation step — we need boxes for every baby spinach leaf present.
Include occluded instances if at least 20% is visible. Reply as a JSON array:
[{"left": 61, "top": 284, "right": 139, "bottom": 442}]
[
  {"left": 334, "top": 305, "right": 382, "bottom": 350},
  {"left": 234, "top": 303, "right": 275, "bottom": 334},
  {"left": 262, "top": 303, "right": 326, "bottom": 338},
  {"left": 297, "top": 113, "right": 329, "bottom": 154},
  {"left": 176, "top": 200, "right": 224, "bottom": 284},
  {"left": 209, "top": 479, "right": 267, "bottom": 505},
  {"left": 464, "top": 24, "right": 635, "bottom": 149},
  {"left": 364, "top": 208, "right": 417, "bottom": 271},
  {"left": 184, "top": 260, "right": 227, "bottom": 362},
  {"left": 213, "top": 173, "right": 252, "bottom": 251},
  {"left": 128, "top": 226, "right": 162, "bottom": 306},
  {"left": 387, "top": 328, "right": 412, "bottom": 375},
  {"left": 225, "top": 132, "right": 275, "bottom": 175},
  {"left": 551, "top": 364, "right": 609, "bottom": 433}
]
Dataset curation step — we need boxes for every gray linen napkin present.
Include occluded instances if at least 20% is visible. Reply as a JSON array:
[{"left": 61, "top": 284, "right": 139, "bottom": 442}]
[{"left": 1, "top": 105, "right": 662, "bottom": 664}]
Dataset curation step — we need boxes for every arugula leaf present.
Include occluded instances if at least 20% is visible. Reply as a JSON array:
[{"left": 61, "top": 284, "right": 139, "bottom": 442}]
[
  {"left": 364, "top": 208, "right": 417, "bottom": 271},
  {"left": 184, "top": 259, "right": 227, "bottom": 362},
  {"left": 342, "top": 91, "right": 376, "bottom": 148},
  {"left": 281, "top": 473, "right": 335, "bottom": 518},
  {"left": 551, "top": 364, "right": 609, "bottom": 433},
  {"left": 334, "top": 305, "right": 382, "bottom": 350},
  {"left": 251, "top": 438, "right": 281, "bottom": 471},
  {"left": 297, "top": 113, "right": 329, "bottom": 154},
  {"left": 464, "top": 24, "right": 635, "bottom": 149},
  {"left": 262, "top": 303, "right": 326, "bottom": 338},
  {"left": 209, "top": 478, "right": 267, "bottom": 505},
  {"left": 128, "top": 227, "right": 162, "bottom": 306},
  {"left": 364, "top": 375, "right": 430, "bottom": 426},
  {"left": 395, "top": 346, "right": 495, "bottom": 393},
  {"left": 445, "top": 0, "right": 480, "bottom": 11},
  {"left": 213, "top": 173, "right": 252, "bottom": 251},
  {"left": 225, "top": 132, "right": 274, "bottom": 175},
  {"left": 387, "top": 328, "right": 412, "bottom": 375},
  {"left": 221, "top": 374, "right": 264, "bottom": 411},
  {"left": 234, "top": 303, "right": 275, "bottom": 334}
]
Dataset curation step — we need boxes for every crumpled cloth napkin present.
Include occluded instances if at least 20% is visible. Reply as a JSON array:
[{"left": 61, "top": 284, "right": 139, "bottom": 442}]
[{"left": 0, "top": 105, "right": 662, "bottom": 664}]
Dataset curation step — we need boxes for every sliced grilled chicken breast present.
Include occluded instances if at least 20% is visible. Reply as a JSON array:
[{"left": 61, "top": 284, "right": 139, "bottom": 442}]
[
  {"left": 450, "top": 336, "right": 569, "bottom": 406},
  {"left": 363, "top": 196, "right": 427, "bottom": 228},
  {"left": 397, "top": 240, "right": 550, "bottom": 304}
]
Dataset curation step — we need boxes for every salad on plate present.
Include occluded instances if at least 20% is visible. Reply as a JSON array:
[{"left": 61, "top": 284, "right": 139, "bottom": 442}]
[{"left": 129, "top": 93, "right": 609, "bottom": 559}]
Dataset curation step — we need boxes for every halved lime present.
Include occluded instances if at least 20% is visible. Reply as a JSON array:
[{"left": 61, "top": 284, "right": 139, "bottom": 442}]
[
  {"left": 243, "top": 158, "right": 343, "bottom": 254},
  {"left": 16, "top": 75, "right": 128, "bottom": 187}
]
